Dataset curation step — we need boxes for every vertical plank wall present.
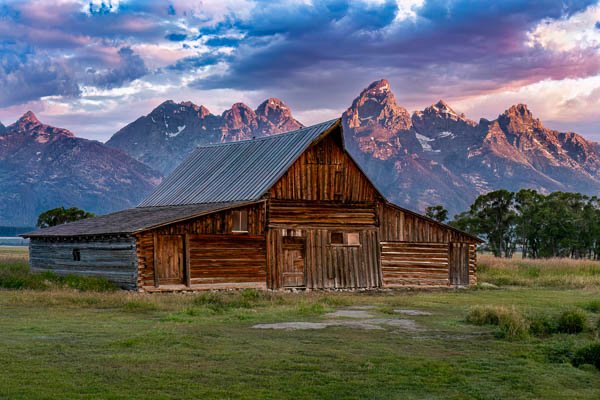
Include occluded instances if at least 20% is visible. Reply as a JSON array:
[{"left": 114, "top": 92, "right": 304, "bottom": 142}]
[
  {"left": 136, "top": 203, "right": 267, "bottom": 290},
  {"left": 267, "top": 130, "right": 381, "bottom": 289}
]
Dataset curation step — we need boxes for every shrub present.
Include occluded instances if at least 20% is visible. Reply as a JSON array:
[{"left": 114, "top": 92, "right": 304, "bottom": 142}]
[
  {"left": 580, "top": 300, "right": 600, "bottom": 313},
  {"left": 466, "top": 305, "right": 503, "bottom": 325},
  {"left": 572, "top": 342, "right": 600, "bottom": 370},
  {"left": 557, "top": 309, "right": 588, "bottom": 334},
  {"left": 496, "top": 310, "right": 530, "bottom": 340},
  {"left": 545, "top": 340, "right": 576, "bottom": 364},
  {"left": 528, "top": 314, "right": 557, "bottom": 337},
  {"left": 465, "top": 305, "right": 529, "bottom": 340}
]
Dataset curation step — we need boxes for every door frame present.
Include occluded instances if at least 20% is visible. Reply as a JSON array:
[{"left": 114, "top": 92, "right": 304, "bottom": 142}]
[
  {"left": 281, "top": 236, "right": 306, "bottom": 288},
  {"left": 153, "top": 233, "right": 186, "bottom": 287}
]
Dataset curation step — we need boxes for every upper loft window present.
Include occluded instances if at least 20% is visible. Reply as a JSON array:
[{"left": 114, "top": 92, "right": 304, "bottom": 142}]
[
  {"left": 232, "top": 210, "right": 248, "bottom": 232},
  {"left": 72, "top": 249, "right": 81, "bottom": 261},
  {"left": 330, "top": 232, "right": 360, "bottom": 246}
]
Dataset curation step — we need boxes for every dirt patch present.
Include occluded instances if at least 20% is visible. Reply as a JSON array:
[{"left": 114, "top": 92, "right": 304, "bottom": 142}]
[
  {"left": 394, "top": 309, "right": 433, "bottom": 316},
  {"left": 253, "top": 305, "right": 422, "bottom": 331},
  {"left": 324, "top": 309, "right": 375, "bottom": 319}
]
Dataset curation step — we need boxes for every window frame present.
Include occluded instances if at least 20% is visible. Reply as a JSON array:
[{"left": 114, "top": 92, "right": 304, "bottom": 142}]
[
  {"left": 72, "top": 248, "right": 81, "bottom": 261},
  {"left": 232, "top": 209, "right": 249, "bottom": 233},
  {"left": 329, "top": 231, "right": 361, "bottom": 247}
]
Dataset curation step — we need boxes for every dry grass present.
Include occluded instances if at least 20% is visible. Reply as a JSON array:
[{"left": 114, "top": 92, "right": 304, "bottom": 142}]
[
  {"left": 0, "top": 246, "right": 28, "bottom": 263},
  {"left": 478, "top": 253, "right": 600, "bottom": 289}
]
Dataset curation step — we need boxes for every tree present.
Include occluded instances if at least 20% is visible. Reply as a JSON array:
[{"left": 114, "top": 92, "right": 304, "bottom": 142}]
[
  {"left": 463, "top": 190, "right": 516, "bottom": 258},
  {"left": 37, "top": 207, "right": 95, "bottom": 228},
  {"left": 425, "top": 205, "right": 448, "bottom": 223},
  {"left": 514, "top": 189, "right": 545, "bottom": 258}
]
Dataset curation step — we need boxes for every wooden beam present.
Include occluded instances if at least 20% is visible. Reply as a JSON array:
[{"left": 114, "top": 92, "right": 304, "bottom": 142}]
[
  {"left": 185, "top": 234, "right": 191, "bottom": 287},
  {"left": 153, "top": 232, "right": 159, "bottom": 288}
]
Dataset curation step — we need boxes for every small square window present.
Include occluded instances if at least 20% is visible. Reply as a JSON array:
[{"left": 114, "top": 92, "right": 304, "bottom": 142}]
[
  {"left": 72, "top": 249, "right": 81, "bottom": 261},
  {"left": 330, "top": 232, "right": 343, "bottom": 244},
  {"left": 346, "top": 233, "right": 360, "bottom": 246},
  {"left": 232, "top": 210, "right": 248, "bottom": 232}
]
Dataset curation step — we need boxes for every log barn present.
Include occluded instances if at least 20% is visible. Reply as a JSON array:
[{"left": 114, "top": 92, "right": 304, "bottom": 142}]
[{"left": 23, "top": 119, "right": 482, "bottom": 291}]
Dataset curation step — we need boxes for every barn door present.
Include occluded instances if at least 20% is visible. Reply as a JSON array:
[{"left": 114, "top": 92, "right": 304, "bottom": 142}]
[
  {"left": 155, "top": 235, "right": 184, "bottom": 285},
  {"left": 282, "top": 237, "right": 305, "bottom": 287},
  {"left": 449, "top": 242, "right": 469, "bottom": 286}
]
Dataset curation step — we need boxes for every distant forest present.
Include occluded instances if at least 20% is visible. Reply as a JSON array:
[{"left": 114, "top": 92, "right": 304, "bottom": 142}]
[{"left": 444, "top": 189, "right": 600, "bottom": 259}]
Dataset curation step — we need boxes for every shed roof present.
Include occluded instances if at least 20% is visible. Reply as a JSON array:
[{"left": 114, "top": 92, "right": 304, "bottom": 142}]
[
  {"left": 140, "top": 119, "right": 339, "bottom": 207},
  {"left": 22, "top": 201, "right": 258, "bottom": 237}
]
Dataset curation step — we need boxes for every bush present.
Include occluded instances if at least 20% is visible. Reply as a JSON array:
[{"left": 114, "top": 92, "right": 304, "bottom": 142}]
[
  {"left": 557, "top": 309, "right": 588, "bottom": 334},
  {"left": 465, "top": 305, "right": 529, "bottom": 340},
  {"left": 545, "top": 340, "right": 576, "bottom": 364},
  {"left": 580, "top": 300, "right": 600, "bottom": 313},
  {"left": 528, "top": 314, "right": 557, "bottom": 337},
  {"left": 466, "top": 305, "right": 503, "bottom": 325},
  {"left": 572, "top": 342, "right": 600, "bottom": 370}
]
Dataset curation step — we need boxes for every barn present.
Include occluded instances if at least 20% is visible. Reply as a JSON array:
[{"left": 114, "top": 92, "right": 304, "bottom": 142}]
[{"left": 23, "top": 119, "right": 482, "bottom": 291}]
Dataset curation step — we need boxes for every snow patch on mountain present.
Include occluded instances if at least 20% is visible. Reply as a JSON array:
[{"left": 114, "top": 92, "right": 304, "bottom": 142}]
[{"left": 416, "top": 133, "right": 440, "bottom": 152}]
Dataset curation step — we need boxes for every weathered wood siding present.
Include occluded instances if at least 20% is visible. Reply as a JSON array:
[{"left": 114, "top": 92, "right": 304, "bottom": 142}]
[
  {"left": 29, "top": 236, "right": 137, "bottom": 289},
  {"left": 378, "top": 203, "right": 478, "bottom": 287},
  {"left": 267, "top": 228, "right": 380, "bottom": 289},
  {"left": 381, "top": 242, "right": 449, "bottom": 287},
  {"left": 269, "top": 133, "right": 378, "bottom": 203},
  {"left": 136, "top": 203, "right": 267, "bottom": 290},
  {"left": 379, "top": 203, "right": 475, "bottom": 243},
  {"left": 187, "top": 234, "right": 266, "bottom": 286}
]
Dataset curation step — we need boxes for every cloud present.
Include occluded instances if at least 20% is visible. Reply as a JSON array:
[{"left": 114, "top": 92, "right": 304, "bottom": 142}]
[
  {"left": 89, "top": 47, "right": 149, "bottom": 89},
  {"left": 527, "top": 3, "right": 600, "bottom": 51},
  {"left": 0, "top": 42, "right": 80, "bottom": 107}
]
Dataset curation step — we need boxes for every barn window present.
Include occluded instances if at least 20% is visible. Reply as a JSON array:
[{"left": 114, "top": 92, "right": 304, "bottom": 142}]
[
  {"left": 330, "top": 232, "right": 360, "bottom": 246},
  {"left": 346, "top": 233, "right": 360, "bottom": 246},
  {"left": 232, "top": 210, "right": 248, "bottom": 232},
  {"left": 72, "top": 249, "right": 81, "bottom": 261},
  {"left": 330, "top": 232, "right": 344, "bottom": 244}
]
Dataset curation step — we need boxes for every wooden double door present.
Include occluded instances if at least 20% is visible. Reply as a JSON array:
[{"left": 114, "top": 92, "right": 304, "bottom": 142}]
[
  {"left": 155, "top": 235, "right": 185, "bottom": 285},
  {"left": 282, "top": 236, "right": 306, "bottom": 287}
]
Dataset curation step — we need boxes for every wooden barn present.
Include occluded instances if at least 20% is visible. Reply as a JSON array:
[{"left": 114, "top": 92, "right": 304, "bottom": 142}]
[{"left": 23, "top": 119, "right": 482, "bottom": 291}]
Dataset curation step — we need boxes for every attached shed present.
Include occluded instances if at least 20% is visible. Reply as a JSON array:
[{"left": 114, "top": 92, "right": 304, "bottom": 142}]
[{"left": 23, "top": 119, "right": 482, "bottom": 291}]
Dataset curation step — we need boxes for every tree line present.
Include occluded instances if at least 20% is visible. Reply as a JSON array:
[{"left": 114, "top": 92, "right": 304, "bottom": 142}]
[{"left": 426, "top": 189, "right": 600, "bottom": 259}]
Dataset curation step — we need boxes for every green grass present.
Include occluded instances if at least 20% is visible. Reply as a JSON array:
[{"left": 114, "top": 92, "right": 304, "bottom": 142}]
[{"left": 0, "top": 249, "right": 599, "bottom": 399}]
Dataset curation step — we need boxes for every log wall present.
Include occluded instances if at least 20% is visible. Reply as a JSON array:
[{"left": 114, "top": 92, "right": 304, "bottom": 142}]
[
  {"left": 381, "top": 242, "right": 449, "bottom": 287},
  {"left": 135, "top": 203, "right": 267, "bottom": 290},
  {"left": 29, "top": 236, "right": 137, "bottom": 289},
  {"left": 378, "top": 203, "right": 478, "bottom": 287}
]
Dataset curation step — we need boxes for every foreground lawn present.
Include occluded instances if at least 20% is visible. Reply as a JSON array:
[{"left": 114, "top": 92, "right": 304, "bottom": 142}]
[{"left": 0, "top": 249, "right": 599, "bottom": 399}]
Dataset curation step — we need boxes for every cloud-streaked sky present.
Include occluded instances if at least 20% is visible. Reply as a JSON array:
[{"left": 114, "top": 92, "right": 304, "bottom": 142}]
[{"left": 1, "top": 0, "right": 599, "bottom": 141}]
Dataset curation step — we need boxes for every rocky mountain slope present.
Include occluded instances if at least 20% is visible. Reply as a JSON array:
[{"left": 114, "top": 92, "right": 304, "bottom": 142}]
[
  {"left": 0, "top": 112, "right": 162, "bottom": 226},
  {"left": 106, "top": 98, "right": 303, "bottom": 174},
  {"left": 4, "top": 79, "right": 598, "bottom": 226},
  {"left": 342, "top": 79, "right": 600, "bottom": 214}
]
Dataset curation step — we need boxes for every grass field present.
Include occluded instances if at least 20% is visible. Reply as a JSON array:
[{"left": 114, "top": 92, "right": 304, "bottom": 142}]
[{"left": 1, "top": 248, "right": 599, "bottom": 399}]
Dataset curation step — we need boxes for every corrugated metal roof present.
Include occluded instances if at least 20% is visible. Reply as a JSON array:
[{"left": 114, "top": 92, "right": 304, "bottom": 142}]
[
  {"left": 139, "top": 119, "right": 340, "bottom": 207},
  {"left": 22, "top": 201, "right": 258, "bottom": 237}
]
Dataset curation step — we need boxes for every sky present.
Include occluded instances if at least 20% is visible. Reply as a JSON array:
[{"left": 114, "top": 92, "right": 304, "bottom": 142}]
[{"left": 0, "top": 0, "right": 599, "bottom": 142}]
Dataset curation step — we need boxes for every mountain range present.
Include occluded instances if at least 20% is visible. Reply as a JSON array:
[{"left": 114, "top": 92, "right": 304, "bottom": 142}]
[{"left": 1, "top": 79, "right": 598, "bottom": 226}]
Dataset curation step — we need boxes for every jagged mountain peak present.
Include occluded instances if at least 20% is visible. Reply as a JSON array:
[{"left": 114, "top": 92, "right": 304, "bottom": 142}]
[
  {"left": 343, "top": 79, "right": 412, "bottom": 134},
  {"left": 498, "top": 103, "right": 544, "bottom": 134},
  {"left": 366, "top": 78, "right": 391, "bottom": 93},
  {"left": 19, "top": 110, "right": 40, "bottom": 124},
  {"left": 7, "top": 112, "right": 75, "bottom": 139}
]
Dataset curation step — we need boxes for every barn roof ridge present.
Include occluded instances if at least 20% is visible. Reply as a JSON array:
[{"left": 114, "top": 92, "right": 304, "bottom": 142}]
[
  {"left": 194, "top": 118, "right": 340, "bottom": 148},
  {"left": 139, "top": 119, "right": 340, "bottom": 207}
]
